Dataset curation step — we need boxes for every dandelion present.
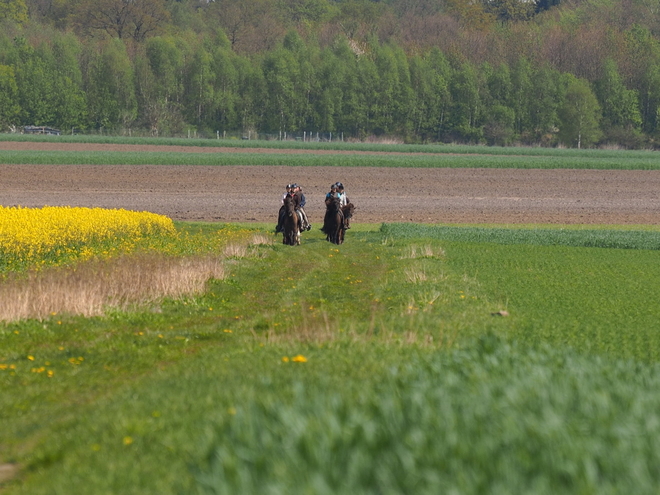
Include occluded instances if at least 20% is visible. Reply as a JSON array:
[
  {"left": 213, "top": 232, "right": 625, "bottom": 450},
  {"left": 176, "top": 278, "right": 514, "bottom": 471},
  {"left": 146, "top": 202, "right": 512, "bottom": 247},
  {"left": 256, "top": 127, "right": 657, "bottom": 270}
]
[
  {"left": 27, "top": 355, "right": 34, "bottom": 361},
  {"left": 123, "top": 436, "right": 133, "bottom": 446},
  {"left": 292, "top": 355, "right": 308, "bottom": 363},
  {"left": 282, "top": 356, "right": 290, "bottom": 363}
]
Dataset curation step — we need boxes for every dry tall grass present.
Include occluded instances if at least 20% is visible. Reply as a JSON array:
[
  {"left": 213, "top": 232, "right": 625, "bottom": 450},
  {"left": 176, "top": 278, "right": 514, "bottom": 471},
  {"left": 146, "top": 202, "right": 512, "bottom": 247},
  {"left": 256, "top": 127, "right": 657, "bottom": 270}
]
[
  {"left": 0, "top": 254, "right": 225, "bottom": 322},
  {"left": 0, "top": 231, "right": 274, "bottom": 322}
]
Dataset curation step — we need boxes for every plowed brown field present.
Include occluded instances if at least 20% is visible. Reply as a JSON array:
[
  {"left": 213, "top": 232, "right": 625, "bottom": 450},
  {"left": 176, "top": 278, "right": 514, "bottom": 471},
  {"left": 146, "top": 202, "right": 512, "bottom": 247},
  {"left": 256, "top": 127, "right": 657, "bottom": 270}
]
[{"left": 2, "top": 141, "right": 659, "bottom": 225}]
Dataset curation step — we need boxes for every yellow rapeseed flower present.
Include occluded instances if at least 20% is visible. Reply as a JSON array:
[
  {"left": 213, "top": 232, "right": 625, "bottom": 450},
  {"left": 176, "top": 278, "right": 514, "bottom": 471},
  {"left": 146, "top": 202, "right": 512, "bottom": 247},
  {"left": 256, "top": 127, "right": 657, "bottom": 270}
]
[{"left": 0, "top": 206, "right": 175, "bottom": 271}]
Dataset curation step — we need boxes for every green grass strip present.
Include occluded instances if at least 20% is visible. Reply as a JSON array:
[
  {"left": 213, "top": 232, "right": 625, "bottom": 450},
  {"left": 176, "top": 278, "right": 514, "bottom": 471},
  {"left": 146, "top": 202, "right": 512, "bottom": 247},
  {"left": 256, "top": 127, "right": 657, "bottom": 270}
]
[
  {"left": 3, "top": 149, "right": 660, "bottom": 169},
  {"left": 3, "top": 134, "right": 660, "bottom": 159},
  {"left": 381, "top": 223, "right": 660, "bottom": 249}
]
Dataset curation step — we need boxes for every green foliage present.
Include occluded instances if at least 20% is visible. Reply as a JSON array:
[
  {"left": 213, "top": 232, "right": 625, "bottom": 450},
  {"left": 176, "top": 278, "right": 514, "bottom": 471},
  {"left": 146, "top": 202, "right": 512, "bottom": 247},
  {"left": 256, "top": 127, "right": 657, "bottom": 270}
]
[
  {"left": 0, "top": 64, "right": 19, "bottom": 128},
  {"left": 195, "top": 337, "right": 660, "bottom": 494},
  {"left": 557, "top": 74, "right": 603, "bottom": 148},
  {"left": 0, "top": 0, "right": 27, "bottom": 24},
  {"left": 85, "top": 39, "right": 137, "bottom": 130}
]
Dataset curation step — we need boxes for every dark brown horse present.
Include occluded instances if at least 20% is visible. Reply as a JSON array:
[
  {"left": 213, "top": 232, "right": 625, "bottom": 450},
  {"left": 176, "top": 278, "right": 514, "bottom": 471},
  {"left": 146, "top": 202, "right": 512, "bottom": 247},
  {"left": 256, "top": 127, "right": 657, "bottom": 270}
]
[
  {"left": 282, "top": 195, "right": 300, "bottom": 245},
  {"left": 322, "top": 195, "right": 344, "bottom": 244},
  {"left": 342, "top": 202, "right": 355, "bottom": 230}
]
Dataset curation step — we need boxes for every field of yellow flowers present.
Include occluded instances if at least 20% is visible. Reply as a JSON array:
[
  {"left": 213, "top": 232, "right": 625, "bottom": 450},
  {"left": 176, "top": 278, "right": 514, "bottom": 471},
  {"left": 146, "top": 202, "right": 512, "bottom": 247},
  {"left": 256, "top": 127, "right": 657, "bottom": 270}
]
[{"left": 0, "top": 206, "right": 176, "bottom": 273}]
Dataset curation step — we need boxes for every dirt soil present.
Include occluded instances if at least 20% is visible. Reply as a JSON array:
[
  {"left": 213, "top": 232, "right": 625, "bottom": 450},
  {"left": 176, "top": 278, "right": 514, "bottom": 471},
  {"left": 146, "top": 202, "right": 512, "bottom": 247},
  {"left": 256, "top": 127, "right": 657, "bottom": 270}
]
[{"left": 1, "top": 141, "right": 660, "bottom": 225}]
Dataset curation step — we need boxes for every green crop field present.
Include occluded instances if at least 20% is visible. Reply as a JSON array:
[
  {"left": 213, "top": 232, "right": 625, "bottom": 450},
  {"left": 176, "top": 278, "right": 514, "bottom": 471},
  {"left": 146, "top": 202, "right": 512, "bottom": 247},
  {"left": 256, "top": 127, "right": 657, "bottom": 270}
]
[
  {"left": 3, "top": 134, "right": 660, "bottom": 169},
  {"left": 3, "top": 217, "right": 660, "bottom": 494}
]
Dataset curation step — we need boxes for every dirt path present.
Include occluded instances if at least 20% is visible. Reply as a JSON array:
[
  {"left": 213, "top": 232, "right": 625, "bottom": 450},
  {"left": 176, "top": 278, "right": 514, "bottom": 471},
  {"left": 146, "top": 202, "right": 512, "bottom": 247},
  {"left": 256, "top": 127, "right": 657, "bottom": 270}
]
[{"left": 1, "top": 142, "right": 659, "bottom": 225}]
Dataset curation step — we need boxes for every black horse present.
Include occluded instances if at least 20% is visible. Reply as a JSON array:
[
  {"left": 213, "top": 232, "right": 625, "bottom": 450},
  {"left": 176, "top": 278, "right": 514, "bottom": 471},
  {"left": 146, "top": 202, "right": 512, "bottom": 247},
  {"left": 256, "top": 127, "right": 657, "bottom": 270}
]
[
  {"left": 322, "top": 195, "right": 344, "bottom": 244},
  {"left": 282, "top": 195, "right": 300, "bottom": 245}
]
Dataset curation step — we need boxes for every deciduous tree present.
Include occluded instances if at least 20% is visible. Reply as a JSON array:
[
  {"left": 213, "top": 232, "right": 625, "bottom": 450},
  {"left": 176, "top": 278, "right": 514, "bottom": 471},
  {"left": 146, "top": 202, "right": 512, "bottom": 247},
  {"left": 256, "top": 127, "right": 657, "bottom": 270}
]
[
  {"left": 74, "top": 0, "right": 169, "bottom": 42},
  {"left": 557, "top": 74, "right": 602, "bottom": 148}
]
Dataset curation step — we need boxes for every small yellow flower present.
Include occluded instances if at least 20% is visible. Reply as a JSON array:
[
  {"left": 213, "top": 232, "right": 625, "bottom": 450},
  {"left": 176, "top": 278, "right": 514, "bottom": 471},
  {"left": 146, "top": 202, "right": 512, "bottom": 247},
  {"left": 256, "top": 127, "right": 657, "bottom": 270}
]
[
  {"left": 292, "top": 355, "right": 308, "bottom": 363},
  {"left": 27, "top": 355, "right": 34, "bottom": 361},
  {"left": 123, "top": 436, "right": 133, "bottom": 446},
  {"left": 282, "top": 356, "right": 290, "bottom": 362}
]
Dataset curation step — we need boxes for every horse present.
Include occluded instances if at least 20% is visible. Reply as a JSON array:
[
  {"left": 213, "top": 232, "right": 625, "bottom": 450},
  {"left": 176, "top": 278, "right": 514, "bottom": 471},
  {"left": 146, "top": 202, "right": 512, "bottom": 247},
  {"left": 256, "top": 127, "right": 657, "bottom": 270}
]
[
  {"left": 342, "top": 202, "right": 355, "bottom": 230},
  {"left": 322, "top": 195, "right": 344, "bottom": 244},
  {"left": 282, "top": 195, "right": 300, "bottom": 245}
]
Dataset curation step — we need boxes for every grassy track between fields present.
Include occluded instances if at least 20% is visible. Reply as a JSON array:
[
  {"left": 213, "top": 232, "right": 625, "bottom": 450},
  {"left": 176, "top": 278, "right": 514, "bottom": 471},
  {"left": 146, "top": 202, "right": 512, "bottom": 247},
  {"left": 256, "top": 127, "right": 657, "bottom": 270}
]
[{"left": 2, "top": 222, "right": 660, "bottom": 493}]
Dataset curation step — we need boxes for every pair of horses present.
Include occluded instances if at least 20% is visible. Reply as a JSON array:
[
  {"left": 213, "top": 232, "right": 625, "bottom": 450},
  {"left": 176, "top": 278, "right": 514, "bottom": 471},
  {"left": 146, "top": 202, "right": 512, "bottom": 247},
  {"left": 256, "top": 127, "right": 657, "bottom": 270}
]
[{"left": 281, "top": 194, "right": 355, "bottom": 246}]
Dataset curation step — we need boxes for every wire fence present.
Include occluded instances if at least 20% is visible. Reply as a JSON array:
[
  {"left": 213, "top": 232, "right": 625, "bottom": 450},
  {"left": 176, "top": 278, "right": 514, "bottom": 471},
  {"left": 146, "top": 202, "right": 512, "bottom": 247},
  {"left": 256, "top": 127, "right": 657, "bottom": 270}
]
[{"left": 58, "top": 128, "right": 348, "bottom": 142}]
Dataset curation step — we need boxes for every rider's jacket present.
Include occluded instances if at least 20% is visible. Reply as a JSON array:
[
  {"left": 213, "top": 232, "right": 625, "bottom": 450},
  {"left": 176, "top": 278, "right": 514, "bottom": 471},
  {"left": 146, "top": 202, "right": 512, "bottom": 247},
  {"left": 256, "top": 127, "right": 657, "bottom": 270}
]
[{"left": 292, "top": 191, "right": 302, "bottom": 209}]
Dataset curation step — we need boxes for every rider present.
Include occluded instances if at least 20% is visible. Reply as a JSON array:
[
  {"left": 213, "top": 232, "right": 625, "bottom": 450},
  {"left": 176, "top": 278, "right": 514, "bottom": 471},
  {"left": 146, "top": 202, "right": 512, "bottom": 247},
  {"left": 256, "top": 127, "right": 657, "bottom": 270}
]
[
  {"left": 325, "top": 183, "right": 339, "bottom": 202},
  {"left": 275, "top": 183, "right": 293, "bottom": 233},
  {"left": 293, "top": 183, "right": 311, "bottom": 231},
  {"left": 336, "top": 182, "right": 351, "bottom": 229}
]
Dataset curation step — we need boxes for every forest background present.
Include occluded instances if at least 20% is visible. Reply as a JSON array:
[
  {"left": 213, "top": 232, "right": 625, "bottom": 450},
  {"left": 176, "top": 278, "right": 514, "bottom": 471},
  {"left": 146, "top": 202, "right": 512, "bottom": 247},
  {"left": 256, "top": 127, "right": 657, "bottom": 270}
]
[{"left": 1, "top": 0, "right": 660, "bottom": 148}]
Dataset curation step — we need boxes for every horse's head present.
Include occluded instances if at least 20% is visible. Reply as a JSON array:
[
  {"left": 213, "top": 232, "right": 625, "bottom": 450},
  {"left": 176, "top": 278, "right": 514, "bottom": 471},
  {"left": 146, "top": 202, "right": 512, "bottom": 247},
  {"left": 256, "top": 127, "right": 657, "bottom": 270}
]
[
  {"left": 326, "top": 195, "right": 340, "bottom": 211},
  {"left": 284, "top": 195, "right": 296, "bottom": 215}
]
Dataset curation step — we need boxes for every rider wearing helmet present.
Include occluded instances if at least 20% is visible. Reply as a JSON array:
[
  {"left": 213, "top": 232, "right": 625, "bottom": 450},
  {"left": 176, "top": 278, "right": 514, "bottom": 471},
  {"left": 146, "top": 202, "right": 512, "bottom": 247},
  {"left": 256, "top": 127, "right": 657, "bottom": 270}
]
[
  {"left": 292, "top": 183, "right": 311, "bottom": 231},
  {"left": 325, "top": 183, "right": 339, "bottom": 201},
  {"left": 336, "top": 182, "right": 352, "bottom": 229}
]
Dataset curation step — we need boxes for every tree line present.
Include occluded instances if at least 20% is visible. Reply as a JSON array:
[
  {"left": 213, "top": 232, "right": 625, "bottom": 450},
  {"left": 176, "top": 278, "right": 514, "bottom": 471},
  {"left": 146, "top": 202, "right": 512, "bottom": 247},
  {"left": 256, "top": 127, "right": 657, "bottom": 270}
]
[{"left": 2, "top": 0, "right": 660, "bottom": 147}]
